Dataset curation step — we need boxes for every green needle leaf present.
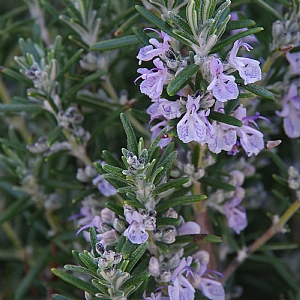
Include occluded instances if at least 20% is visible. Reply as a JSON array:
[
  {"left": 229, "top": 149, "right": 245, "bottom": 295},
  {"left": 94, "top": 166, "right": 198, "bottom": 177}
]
[
  {"left": 90, "top": 35, "right": 140, "bottom": 51},
  {"left": 199, "top": 177, "right": 236, "bottom": 191},
  {"left": 51, "top": 268, "right": 99, "bottom": 295},
  {"left": 120, "top": 113, "right": 138, "bottom": 155},
  {"left": 209, "top": 111, "right": 243, "bottom": 127},
  {"left": 125, "top": 242, "right": 148, "bottom": 273},
  {"left": 167, "top": 64, "right": 199, "bottom": 96},
  {"left": 52, "top": 295, "right": 75, "bottom": 300},
  {"left": 156, "top": 194, "right": 206, "bottom": 212},
  {"left": 0, "top": 104, "right": 43, "bottom": 113},
  {"left": 211, "top": 27, "right": 264, "bottom": 53},
  {"left": 153, "top": 177, "right": 190, "bottom": 195},
  {"left": 226, "top": 19, "right": 256, "bottom": 31},
  {"left": 135, "top": 5, "right": 175, "bottom": 38},
  {"left": 15, "top": 249, "right": 50, "bottom": 299},
  {"left": 236, "top": 79, "right": 274, "bottom": 100}
]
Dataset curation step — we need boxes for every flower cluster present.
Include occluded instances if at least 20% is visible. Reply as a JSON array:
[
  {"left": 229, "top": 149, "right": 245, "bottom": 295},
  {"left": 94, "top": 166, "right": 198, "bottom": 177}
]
[
  {"left": 136, "top": 29, "right": 264, "bottom": 157},
  {"left": 207, "top": 157, "right": 257, "bottom": 234},
  {"left": 147, "top": 250, "right": 225, "bottom": 300},
  {"left": 276, "top": 79, "right": 300, "bottom": 139},
  {"left": 208, "top": 170, "right": 248, "bottom": 234},
  {"left": 72, "top": 200, "right": 125, "bottom": 247},
  {"left": 70, "top": 133, "right": 226, "bottom": 299}
]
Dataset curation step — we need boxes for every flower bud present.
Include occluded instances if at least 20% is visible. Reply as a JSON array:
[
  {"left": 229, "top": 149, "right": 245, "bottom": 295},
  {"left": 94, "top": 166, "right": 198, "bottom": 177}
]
[
  {"left": 149, "top": 257, "right": 160, "bottom": 276},
  {"left": 164, "top": 208, "right": 178, "bottom": 219},
  {"left": 230, "top": 170, "right": 245, "bottom": 187},
  {"left": 123, "top": 204, "right": 135, "bottom": 216},
  {"left": 272, "top": 21, "right": 284, "bottom": 40},
  {"left": 84, "top": 165, "right": 97, "bottom": 178},
  {"left": 103, "top": 229, "right": 119, "bottom": 245},
  {"left": 288, "top": 166, "right": 299, "bottom": 178},
  {"left": 101, "top": 208, "right": 115, "bottom": 224},
  {"left": 96, "top": 242, "right": 105, "bottom": 255},
  {"left": 98, "top": 257, "right": 108, "bottom": 268},
  {"left": 288, "top": 179, "right": 300, "bottom": 190},
  {"left": 159, "top": 269, "right": 172, "bottom": 282},
  {"left": 170, "top": 168, "right": 180, "bottom": 177},
  {"left": 178, "top": 221, "right": 201, "bottom": 235},
  {"left": 152, "top": 229, "right": 162, "bottom": 240},
  {"left": 105, "top": 267, "right": 116, "bottom": 279},
  {"left": 113, "top": 253, "right": 122, "bottom": 265},
  {"left": 194, "top": 250, "right": 210, "bottom": 265},
  {"left": 162, "top": 227, "right": 176, "bottom": 244},
  {"left": 100, "top": 222, "right": 112, "bottom": 233},
  {"left": 194, "top": 167, "right": 205, "bottom": 180},
  {"left": 113, "top": 218, "right": 126, "bottom": 233},
  {"left": 144, "top": 216, "right": 156, "bottom": 231},
  {"left": 183, "top": 163, "right": 195, "bottom": 176},
  {"left": 104, "top": 250, "right": 114, "bottom": 262},
  {"left": 168, "top": 253, "right": 181, "bottom": 269},
  {"left": 76, "top": 168, "right": 89, "bottom": 182}
]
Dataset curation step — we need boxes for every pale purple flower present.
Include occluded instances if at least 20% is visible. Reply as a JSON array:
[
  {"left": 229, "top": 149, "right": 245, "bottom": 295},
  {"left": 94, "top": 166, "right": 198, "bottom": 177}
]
[
  {"left": 193, "top": 251, "right": 225, "bottom": 300},
  {"left": 76, "top": 215, "right": 102, "bottom": 236},
  {"left": 228, "top": 39, "right": 261, "bottom": 85},
  {"left": 168, "top": 257, "right": 195, "bottom": 300},
  {"left": 124, "top": 211, "right": 148, "bottom": 244},
  {"left": 225, "top": 196, "right": 247, "bottom": 234},
  {"left": 207, "top": 58, "right": 239, "bottom": 102},
  {"left": 100, "top": 207, "right": 115, "bottom": 224},
  {"left": 193, "top": 250, "right": 209, "bottom": 278},
  {"left": 147, "top": 102, "right": 162, "bottom": 122},
  {"left": 286, "top": 52, "right": 300, "bottom": 75},
  {"left": 206, "top": 102, "right": 237, "bottom": 154},
  {"left": 177, "top": 95, "right": 210, "bottom": 144},
  {"left": 92, "top": 174, "right": 116, "bottom": 197},
  {"left": 200, "top": 278, "right": 226, "bottom": 300},
  {"left": 230, "top": 170, "right": 245, "bottom": 187},
  {"left": 159, "top": 99, "right": 183, "bottom": 120},
  {"left": 177, "top": 221, "right": 200, "bottom": 235},
  {"left": 150, "top": 120, "right": 173, "bottom": 148},
  {"left": 137, "top": 29, "right": 172, "bottom": 65},
  {"left": 149, "top": 257, "right": 160, "bottom": 277},
  {"left": 72, "top": 205, "right": 118, "bottom": 245},
  {"left": 276, "top": 83, "right": 300, "bottom": 138},
  {"left": 69, "top": 198, "right": 102, "bottom": 236},
  {"left": 136, "top": 58, "right": 168, "bottom": 100},
  {"left": 233, "top": 105, "right": 264, "bottom": 156},
  {"left": 207, "top": 121, "right": 237, "bottom": 154}
]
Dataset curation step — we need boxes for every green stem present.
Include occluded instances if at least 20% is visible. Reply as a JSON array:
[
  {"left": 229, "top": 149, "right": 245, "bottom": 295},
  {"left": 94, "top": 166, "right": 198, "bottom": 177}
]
[
  {"left": 221, "top": 198, "right": 300, "bottom": 283},
  {"left": 261, "top": 50, "right": 283, "bottom": 74},
  {"left": 192, "top": 144, "right": 218, "bottom": 270}
]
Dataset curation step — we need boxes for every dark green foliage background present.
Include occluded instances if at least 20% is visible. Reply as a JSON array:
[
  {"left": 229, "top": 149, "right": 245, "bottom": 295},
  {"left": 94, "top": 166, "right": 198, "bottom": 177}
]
[{"left": 0, "top": 0, "right": 300, "bottom": 299}]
